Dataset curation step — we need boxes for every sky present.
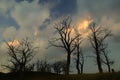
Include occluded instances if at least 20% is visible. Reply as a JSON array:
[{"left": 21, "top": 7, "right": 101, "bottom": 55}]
[{"left": 0, "top": 0, "right": 120, "bottom": 73}]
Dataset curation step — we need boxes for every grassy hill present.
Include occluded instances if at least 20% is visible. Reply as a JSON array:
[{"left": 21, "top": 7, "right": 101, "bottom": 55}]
[{"left": 0, "top": 72, "right": 120, "bottom": 80}]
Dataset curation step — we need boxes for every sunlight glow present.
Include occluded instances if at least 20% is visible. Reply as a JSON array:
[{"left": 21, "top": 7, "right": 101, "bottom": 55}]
[
  {"left": 77, "top": 19, "right": 92, "bottom": 38},
  {"left": 67, "top": 28, "right": 76, "bottom": 37},
  {"left": 34, "top": 31, "right": 38, "bottom": 36},
  {"left": 8, "top": 40, "right": 20, "bottom": 47},
  {"left": 78, "top": 20, "right": 89, "bottom": 31}
]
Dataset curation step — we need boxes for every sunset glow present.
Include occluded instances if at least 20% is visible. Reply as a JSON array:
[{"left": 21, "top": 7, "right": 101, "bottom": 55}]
[
  {"left": 8, "top": 40, "right": 20, "bottom": 47},
  {"left": 34, "top": 31, "right": 38, "bottom": 36},
  {"left": 67, "top": 28, "right": 76, "bottom": 37},
  {"left": 77, "top": 19, "right": 92, "bottom": 38},
  {"left": 78, "top": 20, "right": 89, "bottom": 31}
]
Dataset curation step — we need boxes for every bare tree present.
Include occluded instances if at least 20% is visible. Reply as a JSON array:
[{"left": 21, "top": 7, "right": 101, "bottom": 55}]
[
  {"left": 52, "top": 61, "right": 64, "bottom": 74},
  {"left": 4, "top": 38, "right": 36, "bottom": 72},
  {"left": 88, "top": 22, "right": 112, "bottom": 73},
  {"left": 74, "top": 38, "right": 84, "bottom": 74},
  {"left": 79, "top": 51, "right": 84, "bottom": 74},
  {"left": 49, "top": 17, "right": 80, "bottom": 74},
  {"left": 36, "top": 60, "right": 51, "bottom": 73},
  {"left": 60, "top": 60, "right": 67, "bottom": 74},
  {"left": 100, "top": 43, "right": 114, "bottom": 72}
]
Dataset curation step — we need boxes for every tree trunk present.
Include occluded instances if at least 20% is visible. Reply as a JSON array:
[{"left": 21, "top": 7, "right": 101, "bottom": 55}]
[
  {"left": 94, "top": 32, "right": 103, "bottom": 73},
  {"left": 108, "top": 64, "right": 111, "bottom": 72},
  {"left": 76, "top": 45, "right": 80, "bottom": 74},
  {"left": 107, "top": 63, "right": 111, "bottom": 72},
  {"left": 66, "top": 53, "right": 71, "bottom": 75},
  {"left": 76, "top": 55, "right": 80, "bottom": 74},
  {"left": 96, "top": 54, "right": 103, "bottom": 73},
  {"left": 104, "top": 52, "right": 111, "bottom": 72},
  {"left": 81, "top": 64, "right": 83, "bottom": 74}
]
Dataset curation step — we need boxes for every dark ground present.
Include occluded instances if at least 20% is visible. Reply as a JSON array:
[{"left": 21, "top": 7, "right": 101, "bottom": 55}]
[{"left": 0, "top": 71, "right": 120, "bottom": 80}]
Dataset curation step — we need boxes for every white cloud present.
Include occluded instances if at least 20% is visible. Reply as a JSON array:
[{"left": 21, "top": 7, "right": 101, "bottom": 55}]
[
  {"left": 9, "top": 0, "right": 53, "bottom": 61},
  {"left": 100, "top": 16, "right": 120, "bottom": 35},
  {"left": 11, "top": 0, "right": 50, "bottom": 28},
  {"left": 2, "top": 26, "right": 17, "bottom": 39},
  {"left": 0, "top": 0, "right": 16, "bottom": 17},
  {"left": 9, "top": 0, "right": 51, "bottom": 41}
]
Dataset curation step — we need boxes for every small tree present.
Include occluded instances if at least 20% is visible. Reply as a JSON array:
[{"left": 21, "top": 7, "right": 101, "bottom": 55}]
[
  {"left": 4, "top": 38, "right": 36, "bottom": 72},
  {"left": 52, "top": 61, "right": 64, "bottom": 74},
  {"left": 74, "top": 38, "right": 84, "bottom": 74},
  {"left": 61, "top": 60, "right": 67, "bottom": 74},
  {"left": 49, "top": 17, "right": 80, "bottom": 74},
  {"left": 100, "top": 43, "right": 114, "bottom": 72},
  {"left": 36, "top": 60, "right": 51, "bottom": 73},
  {"left": 88, "top": 22, "right": 112, "bottom": 73},
  {"left": 75, "top": 49, "right": 84, "bottom": 74}
]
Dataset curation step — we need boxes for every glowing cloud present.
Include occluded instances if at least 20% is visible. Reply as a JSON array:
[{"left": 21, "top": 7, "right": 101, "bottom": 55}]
[
  {"left": 8, "top": 40, "right": 20, "bottom": 47},
  {"left": 67, "top": 28, "right": 76, "bottom": 37},
  {"left": 78, "top": 20, "right": 89, "bottom": 31},
  {"left": 34, "top": 31, "right": 38, "bottom": 36},
  {"left": 77, "top": 19, "right": 92, "bottom": 38}
]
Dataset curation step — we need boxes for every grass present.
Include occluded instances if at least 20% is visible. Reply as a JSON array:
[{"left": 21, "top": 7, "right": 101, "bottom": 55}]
[{"left": 0, "top": 72, "right": 120, "bottom": 80}]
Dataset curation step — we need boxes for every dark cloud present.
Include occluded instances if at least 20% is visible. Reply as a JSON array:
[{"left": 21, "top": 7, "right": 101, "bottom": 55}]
[
  {"left": 52, "top": 0, "right": 77, "bottom": 16},
  {"left": 0, "top": 13, "right": 19, "bottom": 28},
  {"left": 38, "top": 0, "right": 77, "bottom": 17},
  {"left": 16, "top": 0, "right": 34, "bottom": 3},
  {"left": 77, "top": 0, "right": 120, "bottom": 21},
  {"left": 39, "top": 19, "right": 51, "bottom": 30},
  {"left": 16, "top": 0, "right": 77, "bottom": 18}
]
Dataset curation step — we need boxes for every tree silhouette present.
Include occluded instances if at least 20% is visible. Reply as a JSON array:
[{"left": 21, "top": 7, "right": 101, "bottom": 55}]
[
  {"left": 36, "top": 60, "right": 51, "bottom": 73},
  {"left": 52, "top": 61, "right": 65, "bottom": 74},
  {"left": 100, "top": 43, "right": 114, "bottom": 72},
  {"left": 88, "top": 22, "right": 112, "bottom": 73},
  {"left": 74, "top": 37, "right": 84, "bottom": 74},
  {"left": 4, "top": 38, "right": 36, "bottom": 72},
  {"left": 49, "top": 17, "right": 80, "bottom": 74}
]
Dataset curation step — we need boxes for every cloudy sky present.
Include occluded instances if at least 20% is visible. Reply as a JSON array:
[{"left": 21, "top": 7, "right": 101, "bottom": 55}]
[{"left": 0, "top": 0, "right": 120, "bottom": 73}]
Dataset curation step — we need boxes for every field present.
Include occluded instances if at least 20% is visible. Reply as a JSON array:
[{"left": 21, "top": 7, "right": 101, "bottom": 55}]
[{"left": 0, "top": 72, "right": 120, "bottom": 80}]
